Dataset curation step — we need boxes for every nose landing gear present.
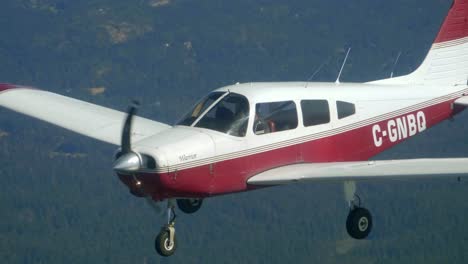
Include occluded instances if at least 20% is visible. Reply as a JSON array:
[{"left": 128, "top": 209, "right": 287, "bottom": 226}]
[
  {"left": 155, "top": 200, "right": 177, "bottom": 257},
  {"left": 152, "top": 198, "right": 205, "bottom": 257}
]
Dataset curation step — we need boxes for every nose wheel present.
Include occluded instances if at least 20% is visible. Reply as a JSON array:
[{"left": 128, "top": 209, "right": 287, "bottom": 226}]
[
  {"left": 155, "top": 224, "right": 177, "bottom": 256},
  {"left": 155, "top": 201, "right": 178, "bottom": 257}
]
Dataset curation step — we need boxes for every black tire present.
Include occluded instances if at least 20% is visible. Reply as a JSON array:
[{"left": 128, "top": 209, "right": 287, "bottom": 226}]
[
  {"left": 177, "top": 199, "right": 203, "bottom": 214},
  {"left": 346, "top": 207, "right": 372, "bottom": 239},
  {"left": 155, "top": 230, "right": 177, "bottom": 257}
]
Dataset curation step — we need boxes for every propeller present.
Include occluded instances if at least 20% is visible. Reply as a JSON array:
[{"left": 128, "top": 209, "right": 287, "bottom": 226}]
[
  {"left": 113, "top": 101, "right": 164, "bottom": 214},
  {"left": 113, "top": 101, "right": 142, "bottom": 173}
]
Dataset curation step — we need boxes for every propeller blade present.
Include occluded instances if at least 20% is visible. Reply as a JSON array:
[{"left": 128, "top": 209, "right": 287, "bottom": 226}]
[{"left": 121, "top": 101, "right": 140, "bottom": 154}]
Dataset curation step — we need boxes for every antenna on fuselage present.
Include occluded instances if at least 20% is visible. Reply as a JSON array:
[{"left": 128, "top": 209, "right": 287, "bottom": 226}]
[
  {"left": 335, "top": 47, "right": 351, "bottom": 84},
  {"left": 390, "top": 51, "right": 402, "bottom": 79}
]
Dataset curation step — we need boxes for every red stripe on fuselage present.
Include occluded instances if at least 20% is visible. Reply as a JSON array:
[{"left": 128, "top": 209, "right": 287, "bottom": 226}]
[{"left": 120, "top": 99, "right": 459, "bottom": 201}]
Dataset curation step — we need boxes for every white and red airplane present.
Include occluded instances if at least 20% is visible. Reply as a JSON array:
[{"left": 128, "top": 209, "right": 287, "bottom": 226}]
[{"left": 1, "top": 0, "right": 468, "bottom": 257}]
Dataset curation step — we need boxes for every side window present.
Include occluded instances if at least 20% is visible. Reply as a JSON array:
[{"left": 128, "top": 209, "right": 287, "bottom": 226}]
[
  {"left": 301, "top": 100, "right": 330, "bottom": 126},
  {"left": 337, "top": 101, "right": 356, "bottom": 119},
  {"left": 254, "top": 101, "right": 298, "bottom": 135}
]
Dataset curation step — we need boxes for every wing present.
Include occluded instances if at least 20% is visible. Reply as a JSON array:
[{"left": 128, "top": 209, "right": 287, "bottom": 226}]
[
  {"left": 247, "top": 158, "right": 468, "bottom": 185},
  {"left": 455, "top": 95, "right": 468, "bottom": 106},
  {"left": 0, "top": 84, "right": 170, "bottom": 145}
]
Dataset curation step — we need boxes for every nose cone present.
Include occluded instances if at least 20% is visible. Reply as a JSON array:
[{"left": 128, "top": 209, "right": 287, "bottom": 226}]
[{"left": 113, "top": 152, "right": 141, "bottom": 172}]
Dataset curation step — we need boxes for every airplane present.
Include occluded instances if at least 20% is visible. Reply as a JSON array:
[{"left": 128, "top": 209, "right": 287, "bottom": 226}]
[{"left": 1, "top": 0, "right": 468, "bottom": 257}]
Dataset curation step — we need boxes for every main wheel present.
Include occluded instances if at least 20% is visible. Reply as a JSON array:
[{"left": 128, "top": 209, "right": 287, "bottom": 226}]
[
  {"left": 177, "top": 198, "right": 203, "bottom": 214},
  {"left": 346, "top": 207, "right": 372, "bottom": 239},
  {"left": 155, "top": 230, "right": 177, "bottom": 257}
]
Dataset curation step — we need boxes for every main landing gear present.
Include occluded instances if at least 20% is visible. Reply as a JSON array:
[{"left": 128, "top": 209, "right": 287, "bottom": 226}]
[
  {"left": 154, "top": 198, "right": 204, "bottom": 257},
  {"left": 344, "top": 181, "right": 373, "bottom": 240},
  {"left": 346, "top": 195, "right": 373, "bottom": 239},
  {"left": 177, "top": 198, "right": 203, "bottom": 214}
]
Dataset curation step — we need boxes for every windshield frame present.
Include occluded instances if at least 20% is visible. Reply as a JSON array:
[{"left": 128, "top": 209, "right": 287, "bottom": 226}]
[
  {"left": 190, "top": 92, "right": 230, "bottom": 128},
  {"left": 192, "top": 92, "right": 250, "bottom": 137},
  {"left": 175, "top": 91, "right": 228, "bottom": 127}
]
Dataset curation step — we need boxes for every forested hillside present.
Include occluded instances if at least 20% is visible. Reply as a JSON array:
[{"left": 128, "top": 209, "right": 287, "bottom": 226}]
[{"left": 2, "top": 0, "right": 468, "bottom": 263}]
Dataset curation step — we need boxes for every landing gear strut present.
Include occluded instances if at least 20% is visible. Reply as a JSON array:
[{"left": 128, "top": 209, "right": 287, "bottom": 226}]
[
  {"left": 345, "top": 194, "right": 373, "bottom": 239},
  {"left": 155, "top": 200, "right": 177, "bottom": 257}
]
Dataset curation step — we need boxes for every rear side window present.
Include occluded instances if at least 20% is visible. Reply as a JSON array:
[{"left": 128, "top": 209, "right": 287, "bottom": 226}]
[
  {"left": 301, "top": 100, "right": 330, "bottom": 127},
  {"left": 337, "top": 101, "right": 356, "bottom": 119},
  {"left": 254, "top": 101, "right": 298, "bottom": 135}
]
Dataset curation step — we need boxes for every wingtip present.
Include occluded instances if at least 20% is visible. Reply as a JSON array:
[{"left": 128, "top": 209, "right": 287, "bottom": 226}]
[
  {"left": 0, "top": 83, "right": 19, "bottom": 93},
  {"left": 0, "top": 83, "right": 36, "bottom": 93}
]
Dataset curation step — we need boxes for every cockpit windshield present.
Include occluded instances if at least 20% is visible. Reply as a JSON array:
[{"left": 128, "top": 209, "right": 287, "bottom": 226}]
[
  {"left": 176, "top": 91, "right": 250, "bottom": 137},
  {"left": 195, "top": 93, "right": 250, "bottom": 137},
  {"left": 177, "top": 92, "right": 225, "bottom": 126}
]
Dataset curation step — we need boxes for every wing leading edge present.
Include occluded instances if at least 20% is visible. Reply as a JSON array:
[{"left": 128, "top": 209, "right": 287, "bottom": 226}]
[
  {"left": 0, "top": 84, "right": 170, "bottom": 145},
  {"left": 247, "top": 158, "right": 468, "bottom": 185}
]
